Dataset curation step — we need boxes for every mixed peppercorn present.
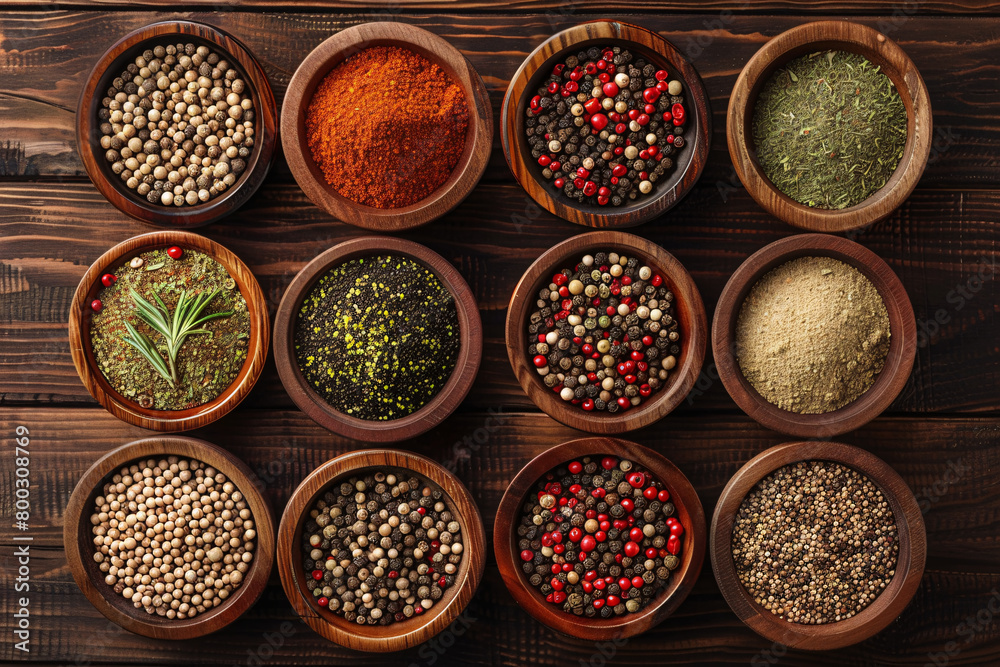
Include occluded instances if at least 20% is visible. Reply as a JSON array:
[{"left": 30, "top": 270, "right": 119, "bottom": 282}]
[
  {"left": 301, "top": 471, "right": 464, "bottom": 625},
  {"left": 526, "top": 251, "right": 681, "bottom": 413},
  {"left": 525, "top": 45, "right": 688, "bottom": 207},
  {"left": 517, "top": 455, "right": 684, "bottom": 617}
]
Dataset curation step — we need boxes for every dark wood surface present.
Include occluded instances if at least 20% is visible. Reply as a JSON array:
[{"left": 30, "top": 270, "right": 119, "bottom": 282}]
[{"left": 1, "top": 5, "right": 999, "bottom": 666}]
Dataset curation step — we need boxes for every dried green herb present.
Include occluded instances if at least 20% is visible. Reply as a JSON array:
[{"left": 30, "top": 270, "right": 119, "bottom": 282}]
[
  {"left": 752, "top": 50, "right": 907, "bottom": 209},
  {"left": 123, "top": 287, "right": 233, "bottom": 386}
]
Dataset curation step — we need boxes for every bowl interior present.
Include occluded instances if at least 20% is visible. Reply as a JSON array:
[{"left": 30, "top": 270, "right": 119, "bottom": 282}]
[
  {"left": 718, "top": 240, "right": 913, "bottom": 431},
  {"left": 287, "top": 36, "right": 481, "bottom": 217},
  {"left": 76, "top": 234, "right": 267, "bottom": 423},
  {"left": 285, "top": 464, "right": 478, "bottom": 640},
  {"left": 84, "top": 26, "right": 269, "bottom": 220},
  {"left": 510, "top": 237, "right": 703, "bottom": 429},
  {"left": 514, "top": 37, "right": 699, "bottom": 219},
  {"left": 740, "top": 39, "right": 919, "bottom": 213}
]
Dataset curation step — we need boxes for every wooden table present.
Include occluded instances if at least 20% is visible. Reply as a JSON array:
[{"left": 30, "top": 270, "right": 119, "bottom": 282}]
[{"left": 2, "top": 4, "right": 999, "bottom": 666}]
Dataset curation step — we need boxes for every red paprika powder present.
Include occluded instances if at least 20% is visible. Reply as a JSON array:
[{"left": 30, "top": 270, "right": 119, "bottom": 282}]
[{"left": 305, "top": 46, "right": 470, "bottom": 209}]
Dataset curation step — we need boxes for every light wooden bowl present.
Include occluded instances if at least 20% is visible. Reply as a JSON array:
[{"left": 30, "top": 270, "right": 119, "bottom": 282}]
[
  {"left": 68, "top": 231, "right": 270, "bottom": 431},
  {"left": 77, "top": 20, "right": 277, "bottom": 228},
  {"left": 501, "top": 20, "right": 711, "bottom": 228},
  {"left": 712, "top": 234, "right": 916, "bottom": 437},
  {"left": 277, "top": 449, "right": 486, "bottom": 651},
  {"left": 505, "top": 231, "right": 706, "bottom": 434},
  {"left": 273, "top": 236, "right": 482, "bottom": 442},
  {"left": 727, "top": 20, "right": 932, "bottom": 232},
  {"left": 710, "top": 441, "right": 926, "bottom": 649},
  {"left": 64, "top": 436, "right": 275, "bottom": 639},
  {"left": 493, "top": 437, "right": 706, "bottom": 640},
  {"left": 281, "top": 22, "right": 493, "bottom": 231}
]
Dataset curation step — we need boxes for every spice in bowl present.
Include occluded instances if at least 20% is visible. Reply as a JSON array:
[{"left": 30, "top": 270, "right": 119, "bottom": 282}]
[
  {"left": 90, "top": 456, "right": 257, "bottom": 619},
  {"left": 516, "top": 455, "right": 684, "bottom": 617},
  {"left": 89, "top": 246, "right": 250, "bottom": 410},
  {"left": 301, "top": 471, "right": 464, "bottom": 624},
  {"left": 98, "top": 42, "right": 256, "bottom": 207},
  {"left": 305, "top": 46, "right": 470, "bottom": 209},
  {"left": 525, "top": 46, "right": 689, "bottom": 207},
  {"left": 294, "top": 254, "right": 460, "bottom": 420},
  {"left": 526, "top": 251, "right": 680, "bottom": 413},
  {"left": 752, "top": 50, "right": 907, "bottom": 209},
  {"left": 731, "top": 460, "right": 899, "bottom": 624},
  {"left": 734, "top": 256, "right": 890, "bottom": 414}
]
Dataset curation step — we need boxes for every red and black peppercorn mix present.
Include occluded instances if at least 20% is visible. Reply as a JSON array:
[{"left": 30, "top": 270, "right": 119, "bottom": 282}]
[
  {"left": 525, "top": 45, "right": 688, "bottom": 207},
  {"left": 517, "top": 455, "right": 684, "bottom": 617},
  {"left": 301, "top": 471, "right": 464, "bottom": 625},
  {"left": 526, "top": 251, "right": 681, "bottom": 413}
]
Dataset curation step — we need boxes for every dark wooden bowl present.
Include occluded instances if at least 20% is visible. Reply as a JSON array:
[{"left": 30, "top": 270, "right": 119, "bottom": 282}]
[
  {"left": 727, "top": 20, "right": 932, "bottom": 233},
  {"left": 64, "top": 436, "right": 275, "bottom": 639},
  {"left": 280, "top": 22, "right": 493, "bottom": 231},
  {"left": 276, "top": 449, "right": 486, "bottom": 651},
  {"left": 712, "top": 234, "right": 916, "bottom": 437},
  {"left": 500, "top": 20, "right": 711, "bottom": 228},
  {"left": 68, "top": 230, "right": 270, "bottom": 431},
  {"left": 273, "top": 236, "right": 482, "bottom": 442},
  {"left": 505, "top": 231, "right": 706, "bottom": 434},
  {"left": 77, "top": 20, "right": 277, "bottom": 228},
  {"left": 710, "top": 441, "right": 926, "bottom": 649},
  {"left": 493, "top": 437, "right": 706, "bottom": 640}
]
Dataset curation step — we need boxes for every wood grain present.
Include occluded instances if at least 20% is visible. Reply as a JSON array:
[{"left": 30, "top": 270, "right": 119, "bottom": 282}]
[
  {"left": 276, "top": 449, "right": 486, "bottom": 651},
  {"left": 63, "top": 436, "right": 276, "bottom": 639},
  {"left": 727, "top": 20, "right": 933, "bottom": 232},
  {"left": 505, "top": 230, "right": 708, "bottom": 432},
  {"left": 493, "top": 437, "right": 706, "bottom": 640},
  {"left": 0, "top": 12, "right": 997, "bottom": 191},
  {"left": 712, "top": 234, "right": 917, "bottom": 437},
  {"left": 710, "top": 441, "right": 926, "bottom": 650},
  {"left": 2, "top": 407, "right": 1000, "bottom": 665},
  {"left": 67, "top": 231, "right": 271, "bottom": 431},
  {"left": 272, "top": 236, "right": 483, "bottom": 442}
]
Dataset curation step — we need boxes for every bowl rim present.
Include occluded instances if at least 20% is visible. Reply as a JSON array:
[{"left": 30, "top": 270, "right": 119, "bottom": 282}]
[
  {"left": 76, "top": 19, "right": 278, "bottom": 228},
  {"left": 505, "top": 230, "right": 706, "bottom": 434},
  {"left": 709, "top": 441, "right": 926, "bottom": 649},
  {"left": 493, "top": 436, "right": 706, "bottom": 640},
  {"left": 500, "top": 19, "right": 712, "bottom": 228},
  {"left": 276, "top": 448, "right": 486, "bottom": 651},
  {"left": 63, "top": 436, "right": 275, "bottom": 639},
  {"left": 711, "top": 233, "right": 916, "bottom": 437},
  {"left": 273, "top": 236, "right": 482, "bottom": 442},
  {"left": 67, "top": 230, "right": 270, "bottom": 431},
  {"left": 726, "top": 20, "right": 932, "bottom": 233},
  {"left": 280, "top": 21, "right": 493, "bottom": 231}
]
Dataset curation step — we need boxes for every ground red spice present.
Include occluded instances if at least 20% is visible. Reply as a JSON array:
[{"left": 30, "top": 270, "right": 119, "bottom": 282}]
[{"left": 305, "top": 45, "right": 470, "bottom": 209}]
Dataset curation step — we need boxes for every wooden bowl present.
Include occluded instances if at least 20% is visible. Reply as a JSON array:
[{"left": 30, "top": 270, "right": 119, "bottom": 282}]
[
  {"left": 64, "top": 436, "right": 275, "bottom": 639},
  {"left": 273, "top": 236, "right": 482, "bottom": 442},
  {"left": 68, "top": 230, "right": 270, "bottom": 431},
  {"left": 493, "top": 437, "right": 706, "bottom": 640},
  {"left": 505, "top": 231, "right": 706, "bottom": 434},
  {"left": 77, "top": 20, "right": 277, "bottom": 228},
  {"left": 710, "top": 441, "right": 926, "bottom": 649},
  {"left": 280, "top": 22, "right": 493, "bottom": 231},
  {"left": 727, "top": 20, "right": 932, "bottom": 232},
  {"left": 712, "top": 234, "right": 916, "bottom": 437},
  {"left": 277, "top": 449, "right": 486, "bottom": 651},
  {"left": 501, "top": 21, "right": 711, "bottom": 228}
]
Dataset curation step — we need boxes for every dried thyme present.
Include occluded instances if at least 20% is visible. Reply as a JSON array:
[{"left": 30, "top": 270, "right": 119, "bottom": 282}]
[{"left": 752, "top": 50, "right": 907, "bottom": 209}]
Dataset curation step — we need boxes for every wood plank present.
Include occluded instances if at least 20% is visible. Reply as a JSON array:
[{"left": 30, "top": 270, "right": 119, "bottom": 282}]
[
  {"left": 1, "top": 181, "right": 998, "bottom": 414},
  {"left": 0, "top": 11, "right": 994, "bottom": 189},
  {"left": 1, "top": 407, "right": 999, "bottom": 664}
]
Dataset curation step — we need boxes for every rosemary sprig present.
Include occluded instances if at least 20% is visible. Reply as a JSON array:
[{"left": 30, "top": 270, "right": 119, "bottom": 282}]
[{"left": 122, "top": 287, "right": 233, "bottom": 386}]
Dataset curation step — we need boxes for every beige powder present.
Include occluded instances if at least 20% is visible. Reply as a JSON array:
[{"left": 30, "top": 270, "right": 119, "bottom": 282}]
[{"left": 735, "top": 256, "right": 890, "bottom": 414}]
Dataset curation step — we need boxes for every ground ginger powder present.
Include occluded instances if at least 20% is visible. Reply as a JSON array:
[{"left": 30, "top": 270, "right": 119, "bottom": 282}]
[{"left": 734, "top": 256, "right": 891, "bottom": 414}]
